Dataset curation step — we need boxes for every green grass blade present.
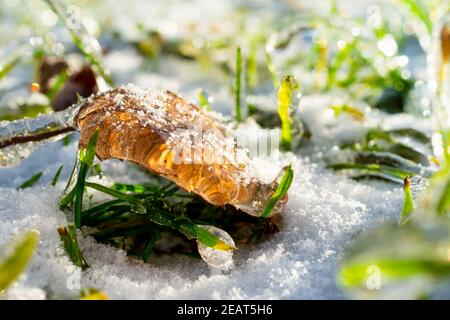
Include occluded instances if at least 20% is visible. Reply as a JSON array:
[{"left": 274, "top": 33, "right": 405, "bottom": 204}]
[
  {"left": 74, "top": 164, "right": 88, "bottom": 228},
  {"left": 51, "top": 165, "right": 64, "bottom": 187},
  {"left": 81, "top": 199, "right": 124, "bottom": 219},
  {"left": 0, "top": 230, "right": 39, "bottom": 291},
  {"left": 17, "top": 172, "right": 43, "bottom": 190},
  {"left": 399, "top": 176, "right": 414, "bottom": 225},
  {"left": 197, "top": 89, "right": 212, "bottom": 111},
  {"left": 46, "top": 71, "right": 68, "bottom": 100},
  {"left": 193, "top": 225, "right": 235, "bottom": 250},
  {"left": 261, "top": 165, "right": 294, "bottom": 218},
  {"left": 113, "top": 183, "right": 148, "bottom": 193},
  {"left": 85, "top": 182, "right": 142, "bottom": 205},
  {"left": 0, "top": 56, "right": 20, "bottom": 80},
  {"left": 278, "top": 75, "right": 298, "bottom": 151},
  {"left": 436, "top": 178, "right": 450, "bottom": 216},
  {"left": 73, "top": 129, "right": 99, "bottom": 228},
  {"left": 328, "top": 163, "right": 415, "bottom": 181},
  {"left": 142, "top": 229, "right": 161, "bottom": 262},
  {"left": 80, "top": 129, "right": 99, "bottom": 166},
  {"left": 234, "top": 46, "right": 242, "bottom": 123},
  {"left": 58, "top": 224, "right": 88, "bottom": 270}
]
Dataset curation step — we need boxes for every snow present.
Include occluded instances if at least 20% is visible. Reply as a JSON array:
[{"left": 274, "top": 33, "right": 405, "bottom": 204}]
[{"left": 0, "top": 98, "right": 405, "bottom": 299}]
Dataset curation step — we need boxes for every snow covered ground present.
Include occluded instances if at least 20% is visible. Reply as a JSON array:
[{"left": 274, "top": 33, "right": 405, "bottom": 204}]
[
  {"left": 0, "top": 0, "right": 434, "bottom": 300},
  {"left": 0, "top": 96, "right": 408, "bottom": 299}
]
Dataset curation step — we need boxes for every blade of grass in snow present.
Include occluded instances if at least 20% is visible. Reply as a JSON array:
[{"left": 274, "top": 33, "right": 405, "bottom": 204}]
[
  {"left": 399, "top": 176, "right": 414, "bottom": 225},
  {"left": 60, "top": 129, "right": 98, "bottom": 227},
  {"left": 0, "top": 230, "right": 39, "bottom": 291},
  {"left": 262, "top": 165, "right": 294, "bottom": 218},
  {"left": 17, "top": 172, "right": 43, "bottom": 190},
  {"left": 74, "top": 130, "right": 99, "bottom": 228},
  {"left": 234, "top": 46, "right": 243, "bottom": 123},
  {"left": 57, "top": 224, "right": 88, "bottom": 270},
  {"left": 328, "top": 163, "right": 415, "bottom": 181},
  {"left": 51, "top": 165, "right": 64, "bottom": 187},
  {"left": 277, "top": 75, "right": 298, "bottom": 151}
]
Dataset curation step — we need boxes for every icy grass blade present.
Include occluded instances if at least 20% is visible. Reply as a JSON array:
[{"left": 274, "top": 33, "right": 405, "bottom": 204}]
[
  {"left": 327, "top": 150, "right": 432, "bottom": 183},
  {"left": 261, "top": 164, "right": 294, "bottom": 218},
  {"left": 277, "top": 75, "right": 299, "bottom": 151},
  {"left": 0, "top": 230, "right": 39, "bottom": 291},
  {"left": 51, "top": 165, "right": 64, "bottom": 187},
  {"left": 17, "top": 171, "right": 43, "bottom": 190},
  {"left": 58, "top": 224, "right": 88, "bottom": 270},
  {"left": 342, "top": 128, "right": 432, "bottom": 166},
  {"left": 193, "top": 225, "right": 235, "bottom": 250},
  {"left": 147, "top": 208, "right": 234, "bottom": 251},
  {"left": 80, "top": 288, "right": 109, "bottom": 300},
  {"left": 43, "top": 0, "right": 114, "bottom": 87},
  {"left": 388, "top": 128, "right": 430, "bottom": 145},
  {"left": 234, "top": 46, "right": 242, "bottom": 123},
  {"left": 197, "top": 225, "right": 235, "bottom": 269},
  {"left": 399, "top": 177, "right": 414, "bottom": 225},
  {"left": 328, "top": 163, "right": 414, "bottom": 181}
]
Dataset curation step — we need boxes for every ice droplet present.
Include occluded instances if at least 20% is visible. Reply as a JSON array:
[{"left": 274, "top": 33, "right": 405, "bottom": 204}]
[{"left": 197, "top": 225, "right": 235, "bottom": 270}]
